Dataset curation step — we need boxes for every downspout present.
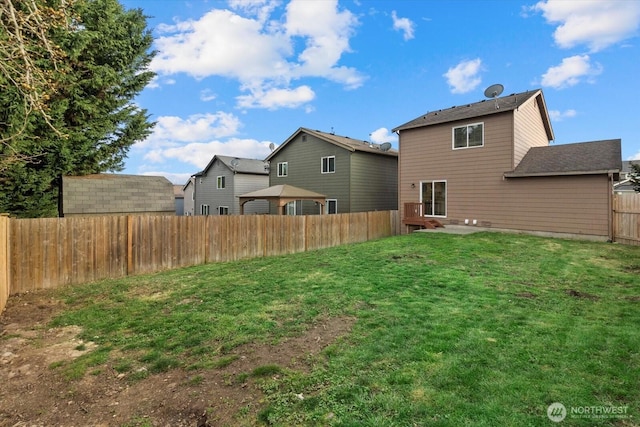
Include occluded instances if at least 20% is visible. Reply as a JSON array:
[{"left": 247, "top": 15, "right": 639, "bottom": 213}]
[{"left": 608, "top": 172, "right": 614, "bottom": 242}]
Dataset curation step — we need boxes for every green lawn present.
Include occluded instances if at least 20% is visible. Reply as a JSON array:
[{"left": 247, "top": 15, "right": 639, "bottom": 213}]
[{"left": 51, "top": 232, "right": 640, "bottom": 426}]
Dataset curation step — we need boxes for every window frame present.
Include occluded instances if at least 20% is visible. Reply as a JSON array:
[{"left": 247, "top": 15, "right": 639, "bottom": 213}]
[
  {"left": 200, "top": 204, "right": 210, "bottom": 215},
  {"left": 452, "top": 122, "right": 484, "bottom": 150},
  {"left": 326, "top": 199, "right": 337, "bottom": 214},
  {"left": 321, "top": 156, "right": 336, "bottom": 174},
  {"left": 420, "top": 180, "right": 447, "bottom": 218},
  {"left": 216, "top": 175, "right": 225, "bottom": 189},
  {"left": 218, "top": 206, "right": 229, "bottom": 215},
  {"left": 277, "top": 162, "right": 288, "bottom": 177}
]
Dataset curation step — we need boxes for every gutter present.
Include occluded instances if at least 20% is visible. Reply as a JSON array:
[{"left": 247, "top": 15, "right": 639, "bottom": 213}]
[{"left": 503, "top": 169, "right": 620, "bottom": 178}]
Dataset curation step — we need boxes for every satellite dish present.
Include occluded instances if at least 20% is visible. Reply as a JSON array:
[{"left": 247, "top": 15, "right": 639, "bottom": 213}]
[
  {"left": 230, "top": 158, "right": 239, "bottom": 169},
  {"left": 269, "top": 142, "right": 275, "bottom": 152},
  {"left": 484, "top": 83, "right": 504, "bottom": 99},
  {"left": 380, "top": 142, "right": 392, "bottom": 152},
  {"left": 484, "top": 83, "right": 504, "bottom": 109}
]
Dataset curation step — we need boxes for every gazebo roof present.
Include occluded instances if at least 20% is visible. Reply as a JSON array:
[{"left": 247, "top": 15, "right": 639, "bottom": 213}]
[{"left": 238, "top": 184, "right": 327, "bottom": 214}]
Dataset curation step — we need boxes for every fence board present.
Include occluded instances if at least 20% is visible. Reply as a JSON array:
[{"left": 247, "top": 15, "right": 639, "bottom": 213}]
[{"left": 613, "top": 193, "right": 640, "bottom": 245}]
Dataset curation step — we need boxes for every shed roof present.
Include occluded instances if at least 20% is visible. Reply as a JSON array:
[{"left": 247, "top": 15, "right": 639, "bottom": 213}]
[
  {"left": 504, "top": 139, "right": 622, "bottom": 178},
  {"left": 266, "top": 127, "right": 397, "bottom": 161},
  {"left": 392, "top": 89, "right": 553, "bottom": 140},
  {"left": 62, "top": 174, "right": 175, "bottom": 215}
]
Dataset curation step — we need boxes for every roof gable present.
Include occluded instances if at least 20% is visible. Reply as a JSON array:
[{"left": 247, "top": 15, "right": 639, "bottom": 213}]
[
  {"left": 392, "top": 89, "right": 553, "bottom": 140},
  {"left": 266, "top": 127, "right": 397, "bottom": 161},
  {"left": 505, "top": 139, "right": 622, "bottom": 177}
]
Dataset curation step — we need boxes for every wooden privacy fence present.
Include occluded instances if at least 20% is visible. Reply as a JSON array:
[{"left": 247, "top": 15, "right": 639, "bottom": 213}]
[
  {"left": 0, "top": 211, "right": 399, "bottom": 313},
  {"left": 613, "top": 193, "right": 640, "bottom": 245}
]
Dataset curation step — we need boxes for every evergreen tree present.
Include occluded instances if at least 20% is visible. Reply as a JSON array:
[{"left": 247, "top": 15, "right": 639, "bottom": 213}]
[
  {"left": 0, "top": 0, "right": 156, "bottom": 217},
  {"left": 630, "top": 162, "right": 640, "bottom": 193}
]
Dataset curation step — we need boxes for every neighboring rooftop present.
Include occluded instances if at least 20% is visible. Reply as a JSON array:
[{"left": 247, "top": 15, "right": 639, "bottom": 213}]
[
  {"left": 267, "top": 127, "right": 398, "bottom": 160},
  {"left": 214, "top": 155, "right": 270, "bottom": 175},
  {"left": 505, "top": 139, "right": 622, "bottom": 178},
  {"left": 392, "top": 89, "right": 551, "bottom": 138}
]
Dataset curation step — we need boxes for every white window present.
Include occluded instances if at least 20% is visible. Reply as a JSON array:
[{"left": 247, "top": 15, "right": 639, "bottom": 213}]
[
  {"left": 421, "top": 181, "right": 446, "bottom": 217},
  {"left": 326, "top": 199, "right": 337, "bottom": 214},
  {"left": 200, "top": 204, "right": 210, "bottom": 215},
  {"left": 218, "top": 206, "right": 229, "bottom": 215},
  {"left": 453, "top": 123, "right": 484, "bottom": 149},
  {"left": 217, "top": 175, "right": 225, "bottom": 189},
  {"left": 277, "top": 162, "right": 288, "bottom": 177},
  {"left": 321, "top": 156, "right": 335, "bottom": 173}
]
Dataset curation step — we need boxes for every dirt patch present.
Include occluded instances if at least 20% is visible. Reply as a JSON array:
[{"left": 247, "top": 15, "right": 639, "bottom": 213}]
[
  {"left": 0, "top": 292, "right": 355, "bottom": 426},
  {"left": 515, "top": 292, "right": 537, "bottom": 299},
  {"left": 565, "top": 289, "right": 599, "bottom": 301}
]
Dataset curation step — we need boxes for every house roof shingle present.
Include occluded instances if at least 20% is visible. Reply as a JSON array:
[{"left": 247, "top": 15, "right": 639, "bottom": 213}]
[
  {"left": 504, "top": 139, "right": 622, "bottom": 178},
  {"left": 201, "top": 155, "right": 269, "bottom": 176},
  {"left": 392, "top": 89, "right": 553, "bottom": 140},
  {"left": 266, "top": 127, "right": 398, "bottom": 161}
]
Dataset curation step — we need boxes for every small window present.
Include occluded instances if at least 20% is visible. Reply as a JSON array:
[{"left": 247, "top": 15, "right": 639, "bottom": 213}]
[
  {"left": 453, "top": 123, "right": 484, "bottom": 149},
  {"left": 277, "top": 162, "right": 288, "bottom": 177},
  {"left": 326, "top": 199, "right": 337, "bottom": 214},
  {"left": 218, "top": 206, "right": 229, "bottom": 215},
  {"left": 200, "top": 204, "right": 210, "bottom": 215},
  {"left": 217, "top": 175, "right": 225, "bottom": 189},
  {"left": 421, "top": 181, "right": 446, "bottom": 217},
  {"left": 321, "top": 156, "right": 335, "bottom": 174}
]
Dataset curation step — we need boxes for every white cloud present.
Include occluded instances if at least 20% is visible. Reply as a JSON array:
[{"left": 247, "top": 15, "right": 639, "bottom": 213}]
[
  {"left": 391, "top": 11, "right": 415, "bottom": 41},
  {"left": 136, "top": 112, "right": 242, "bottom": 149},
  {"left": 532, "top": 0, "right": 640, "bottom": 52},
  {"left": 369, "top": 127, "right": 398, "bottom": 144},
  {"left": 236, "top": 85, "right": 315, "bottom": 110},
  {"left": 548, "top": 109, "right": 577, "bottom": 121},
  {"left": 443, "top": 58, "right": 483, "bottom": 94},
  {"left": 150, "top": 0, "right": 364, "bottom": 109},
  {"left": 541, "top": 54, "right": 602, "bottom": 88},
  {"left": 631, "top": 151, "right": 640, "bottom": 161},
  {"left": 200, "top": 89, "right": 217, "bottom": 102},
  {"left": 144, "top": 138, "right": 274, "bottom": 169}
]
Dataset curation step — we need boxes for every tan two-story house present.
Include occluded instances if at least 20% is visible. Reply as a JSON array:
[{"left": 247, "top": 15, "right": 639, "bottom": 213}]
[{"left": 393, "top": 89, "right": 621, "bottom": 240}]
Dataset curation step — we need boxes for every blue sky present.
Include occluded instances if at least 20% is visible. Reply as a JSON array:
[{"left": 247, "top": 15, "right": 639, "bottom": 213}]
[{"left": 119, "top": 0, "right": 640, "bottom": 184}]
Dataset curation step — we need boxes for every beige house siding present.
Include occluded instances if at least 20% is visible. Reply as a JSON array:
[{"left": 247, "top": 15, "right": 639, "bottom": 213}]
[
  {"left": 495, "top": 175, "right": 610, "bottom": 236},
  {"left": 513, "top": 94, "right": 551, "bottom": 168},
  {"left": 399, "top": 113, "right": 514, "bottom": 221},
  {"left": 399, "top": 110, "right": 612, "bottom": 238}
]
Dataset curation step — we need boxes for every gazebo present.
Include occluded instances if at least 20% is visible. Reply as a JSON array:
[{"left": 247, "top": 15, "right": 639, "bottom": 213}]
[{"left": 238, "top": 184, "right": 326, "bottom": 215}]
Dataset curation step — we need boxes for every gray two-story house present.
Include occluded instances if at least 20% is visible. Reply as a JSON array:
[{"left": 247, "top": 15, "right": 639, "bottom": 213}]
[
  {"left": 184, "top": 155, "right": 270, "bottom": 215},
  {"left": 265, "top": 128, "right": 398, "bottom": 215}
]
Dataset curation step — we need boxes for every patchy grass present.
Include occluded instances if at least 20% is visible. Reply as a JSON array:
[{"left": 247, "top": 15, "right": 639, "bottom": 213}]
[{"left": 50, "top": 232, "right": 640, "bottom": 425}]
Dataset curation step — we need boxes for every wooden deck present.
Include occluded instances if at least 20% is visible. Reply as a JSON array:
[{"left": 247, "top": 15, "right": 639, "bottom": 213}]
[{"left": 402, "top": 203, "right": 445, "bottom": 229}]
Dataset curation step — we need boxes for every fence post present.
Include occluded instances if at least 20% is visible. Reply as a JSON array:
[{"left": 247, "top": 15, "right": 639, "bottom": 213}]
[
  {"left": 0, "top": 215, "right": 9, "bottom": 314},
  {"left": 127, "top": 215, "right": 133, "bottom": 275}
]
